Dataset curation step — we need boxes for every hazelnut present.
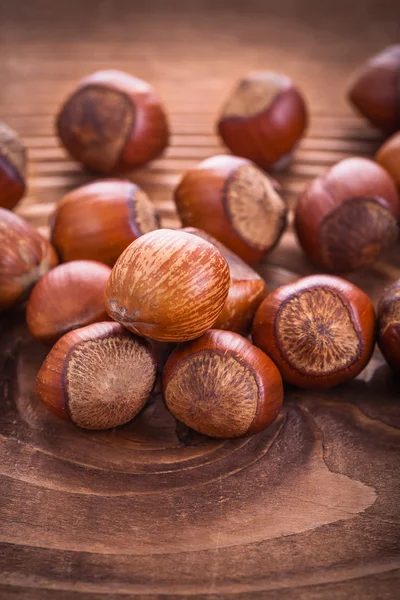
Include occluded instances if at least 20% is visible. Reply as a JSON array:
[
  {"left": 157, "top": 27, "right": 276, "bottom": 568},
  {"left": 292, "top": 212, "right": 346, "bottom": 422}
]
[
  {"left": 375, "top": 132, "right": 400, "bottom": 188},
  {"left": 182, "top": 227, "right": 267, "bottom": 334},
  {"left": 36, "top": 322, "right": 157, "bottom": 429},
  {"left": 217, "top": 71, "right": 308, "bottom": 170},
  {"left": 377, "top": 279, "right": 400, "bottom": 372},
  {"left": 163, "top": 329, "right": 283, "bottom": 438},
  {"left": 51, "top": 180, "right": 160, "bottom": 266},
  {"left": 105, "top": 229, "right": 230, "bottom": 342},
  {"left": 26, "top": 260, "right": 112, "bottom": 345},
  {"left": 0, "top": 208, "right": 58, "bottom": 311},
  {"left": 294, "top": 157, "right": 400, "bottom": 272},
  {"left": 0, "top": 121, "right": 27, "bottom": 210},
  {"left": 252, "top": 275, "right": 376, "bottom": 389},
  {"left": 348, "top": 45, "right": 400, "bottom": 134},
  {"left": 175, "top": 155, "right": 287, "bottom": 265},
  {"left": 57, "top": 70, "right": 169, "bottom": 173}
]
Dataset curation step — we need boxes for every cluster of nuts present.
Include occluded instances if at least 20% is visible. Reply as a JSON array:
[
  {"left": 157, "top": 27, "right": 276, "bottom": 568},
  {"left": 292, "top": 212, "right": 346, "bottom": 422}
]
[{"left": 0, "top": 46, "right": 399, "bottom": 440}]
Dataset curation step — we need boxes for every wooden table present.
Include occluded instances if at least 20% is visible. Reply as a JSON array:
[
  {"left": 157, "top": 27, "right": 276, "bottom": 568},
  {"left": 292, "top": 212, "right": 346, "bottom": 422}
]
[{"left": 0, "top": 1, "right": 399, "bottom": 597}]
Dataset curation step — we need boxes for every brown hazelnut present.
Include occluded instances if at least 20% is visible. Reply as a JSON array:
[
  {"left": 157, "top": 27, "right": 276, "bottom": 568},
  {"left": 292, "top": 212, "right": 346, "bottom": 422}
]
[
  {"left": 57, "top": 70, "right": 169, "bottom": 173},
  {"left": 163, "top": 329, "right": 283, "bottom": 438},
  {"left": 51, "top": 180, "right": 160, "bottom": 266},
  {"left": 182, "top": 227, "right": 267, "bottom": 334},
  {"left": 377, "top": 279, "right": 400, "bottom": 372},
  {"left": 0, "top": 121, "right": 27, "bottom": 210},
  {"left": 105, "top": 229, "right": 230, "bottom": 342},
  {"left": 252, "top": 275, "right": 376, "bottom": 389},
  {"left": 36, "top": 322, "right": 157, "bottom": 429},
  {"left": 0, "top": 208, "right": 58, "bottom": 312},
  {"left": 375, "top": 132, "right": 400, "bottom": 188},
  {"left": 175, "top": 155, "right": 287, "bottom": 265},
  {"left": 294, "top": 157, "right": 400, "bottom": 272},
  {"left": 348, "top": 45, "right": 400, "bottom": 134},
  {"left": 26, "top": 260, "right": 112, "bottom": 345},
  {"left": 217, "top": 71, "right": 308, "bottom": 170}
]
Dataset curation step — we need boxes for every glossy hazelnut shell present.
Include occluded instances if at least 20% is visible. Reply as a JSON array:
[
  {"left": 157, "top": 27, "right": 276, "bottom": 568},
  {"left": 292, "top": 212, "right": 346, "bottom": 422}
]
[
  {"left": 252, "top": 275, "right": 376, "bottom": 389},
  {"left": 348, "top": 46, "right": 400, "bottom": 134},
  {"left": 182, "top": 227, "right": 267, "bottom": 334},
  {"left": 295, "top": 157, "right": 400, "bottom": 272},
  {"left": 105, "top": 229, "right": 230, "bottom": 342},
  {"left": 26, "top": 260, "right": 112, "bottom": 345},
  {"left": 0, "top": 208, "right": 58, "bottom": 311},
  {"left": 0, "top": 157, "right": 25, "bottom": 210},
  {"left": 163, "top": 329, "right": 283, "bottom": 438},
  {"left": 0, "top": 121, "right": 26, "bottom": 210},
  {"left": 218, "top": 82, "right": 307, "bottom": 170},
  {"left": 57, "top": 70, "right": 169, "bottom": 173},
  {"left": 375, "top": 132, "right": 400, "bottom": 188},
  {"left": 36, "top": 321, "right": 157, "bottom": 427},
  {"left": 175, "top": 155, "right": 287, "bottom": 265},
  {"left": 51, "top": 180, "right": 160, "bottom": 266},
  {"left": 377, "top": 280, "right": 400, "bottom": 372}
]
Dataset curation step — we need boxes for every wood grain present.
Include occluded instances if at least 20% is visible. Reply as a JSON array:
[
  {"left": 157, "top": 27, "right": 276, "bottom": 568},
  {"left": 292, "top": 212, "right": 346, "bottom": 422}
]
[{"left": 0, "top": 0, "right": 400, "bottom": 597}]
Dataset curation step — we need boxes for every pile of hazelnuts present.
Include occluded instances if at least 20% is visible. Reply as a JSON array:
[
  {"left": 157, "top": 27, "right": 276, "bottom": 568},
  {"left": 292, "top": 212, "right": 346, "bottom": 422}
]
[{"left": 0, "top": 47, "right": 399, "bottom": 439}]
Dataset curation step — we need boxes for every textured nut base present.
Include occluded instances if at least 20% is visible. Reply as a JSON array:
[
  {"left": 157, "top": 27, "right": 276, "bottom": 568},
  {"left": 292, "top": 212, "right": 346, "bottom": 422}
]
[
  {"left": 221, "top": 71, "right": 290, "bottom": 118},
  {"left": 319, "top": 198, "right": 398, "bottom": 271},
  {"left": 165, "top": 350, "right": 259, "bottom": 438},
  {"left": 66, "top": 335, "right": 156, "bottom": 429},
  {"left": 128, "top": 186, "right": 161, "bottom": 235},
  {"left": 276, "top": 288, "right": 361, "bottom": 376},
  {"left": 226, "top": 164, "right": 287, "bottom": 251},
  {"left": 58, "top": 85, "right": 134, "bottom": 172}
]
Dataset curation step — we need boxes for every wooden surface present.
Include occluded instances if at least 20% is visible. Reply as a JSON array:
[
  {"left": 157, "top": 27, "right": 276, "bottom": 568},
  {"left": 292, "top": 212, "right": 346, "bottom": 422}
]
[{"left": 0, "top": 0, "right": 400, "bottom": 597}]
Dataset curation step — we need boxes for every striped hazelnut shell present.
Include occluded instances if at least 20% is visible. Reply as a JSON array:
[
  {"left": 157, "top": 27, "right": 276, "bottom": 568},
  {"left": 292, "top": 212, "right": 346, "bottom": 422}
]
[
  {"left": 182, "top": 227, "right": 267, "bottom": 335},
  {"left": 105, "top": 229, "right": 230, "bottom": 342}
]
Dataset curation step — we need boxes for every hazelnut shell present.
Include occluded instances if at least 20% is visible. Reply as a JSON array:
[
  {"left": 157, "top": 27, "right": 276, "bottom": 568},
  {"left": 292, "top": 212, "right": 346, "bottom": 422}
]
[
  {"left": 252, "top": 274, "right": 376, "bottom": 389},
  {"left": 26, "top": 260, "right": 112, "bottom": 345},
  {"left": 105, "top": 229, "right": 230, "bottom": 342},
  {"left": 218, "top": 71, "right": 308, "bottom": 170},
  {"left": 36, "top": 321, "right": 157, "bottom": 429},
  {"left": 377, "top": 279, "right": 400, "bottom": 372},
  {"left": 57, "top": 70, "right": 169, "bottom": 173},
  {"left": 175, "top": 155, "right": 287, "bottom": 265},
  {"left": 375, "top": 132, "right": 400, "bottom": 188},
  {"left": 295, "top": 157, "right": 400, "bottom": 272},
  {"left": 163, "top": 329, "right": 283, "bottom": 438},
  {"left": 0, "top": 208, "right": 58, "bottom": 311},
  {"left": 348, "top": 45, "right": 400, "bottom": 134},
  {"left": 51, "top": 179, "right": 160, "bottom": 266},
  {"left": 182, "top": 227, "right": 267, "bottom": 334},
  {"left": 0, "top": 121, "right": 27, "bottom": 210}
]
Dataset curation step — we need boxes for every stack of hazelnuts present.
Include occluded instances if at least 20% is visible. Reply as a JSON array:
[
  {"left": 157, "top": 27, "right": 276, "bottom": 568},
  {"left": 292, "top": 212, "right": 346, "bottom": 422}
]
[{"left": 1, "top": 49, "right": 400, "bottom": 440}]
